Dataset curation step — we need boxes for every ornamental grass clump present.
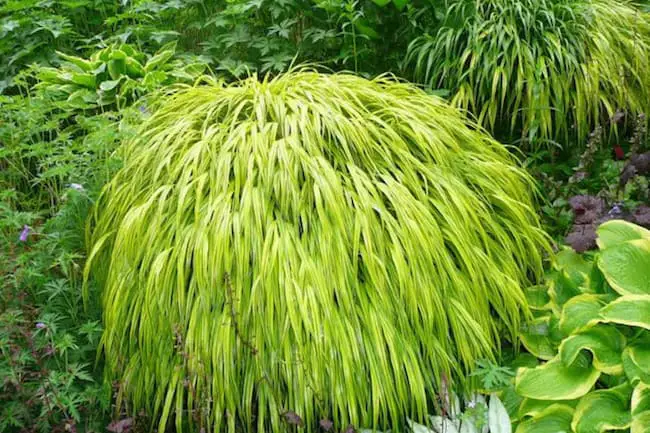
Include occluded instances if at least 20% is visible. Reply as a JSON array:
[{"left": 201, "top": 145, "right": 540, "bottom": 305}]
[
  {"left": 406, "top": 0, "right": 650, "bottom": 147},
  {"left": 85, "top": 71, "right": 549, "bottom": 432}
]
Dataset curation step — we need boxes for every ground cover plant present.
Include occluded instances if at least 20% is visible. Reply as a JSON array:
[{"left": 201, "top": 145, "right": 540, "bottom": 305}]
[
  {"left": 513, "top": 220, "right": 650, "bottom": 432},
  {"left": 85, "top": 71, "right": 549, "bottom": 432}
]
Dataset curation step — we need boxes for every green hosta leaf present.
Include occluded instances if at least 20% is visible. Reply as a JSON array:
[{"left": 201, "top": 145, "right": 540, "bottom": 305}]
[
  {"left": 549, "top": 270, "right": 584, "bottom": 309},
  {"left": 555, "top": 248, "right": 592, "bottom": 287},
  {"left": 125, "top": 57, "right": 145, "bottom": 78},
  {"left": 597, "top": 220, "right": 650, "bottom": 250},
  {"left": 600, "top": 295, "right": 650, "bottom": 330},
  {"left": 488, "top": 394, "right": 511, "bottom": 433},
  {"left": 598, "top": 239, "right": 650, "bottom": 295},
  {"left": 631, "top": 412, "right": 650, "bottom": 433},
  {"left": 57, "top": 51, "right": 95, "bottom": 72},
  {"left": 99, "top": 80, "right": 121, "bottom": 92},
  {"left": 68, "top": 73, "right": 96, "bottom": 89},
  {"left": 515, "top": 405, "right": 574, "bottom": 433},
  {"left": 515, "top": 353, "right": 600, "bottom": 400},
  {"left": 559, "top": 325, "right": 626, "bottom": 375},
  {"left": 623, "top": 343, "right": 650, "bottom": 385},
  {"left": 519, "top": 316, "right": 559, "bottom": 360},
  {"left": 632, "top": 383, "right": 650, "bottom": 416},
  {"left": 145, "top": 49, "right": 175, "bottom": 73},
  {"left": 525, "top": 285, "right": 551, "bottom": 311},
  {"left": 571, "top": 383, "right": 633, "bottom": 433},
  {"left": 558, "top": 294, "right": 613, "bottom": 335},
  {"left": 518, "top": 399, "right": 578, "bottom": 419},
  {"left": 108, "top": 58, "right": 126, "bottom": 80}
]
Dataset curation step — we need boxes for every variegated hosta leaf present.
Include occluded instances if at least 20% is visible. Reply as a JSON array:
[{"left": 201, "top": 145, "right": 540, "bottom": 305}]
[
  {"left": 517, "top": 398, "right": 578, "bottom": 420},
  {"left": 600, "top": 295, "right": 650, "bottom": 330},
  {"left": 623, "top": 342, "right": 650, "bottom": 385},
  {"left": 632, "top": 385, "right": 650, "bottom": 433},
  {"left": 571, "top": 383, "right": 633, "bottom": 433},
  {"left": 558, "top": 293, "right": 613, "bottom": 335},
  {"left": 632, "top": 383, "right": 650, "bottom": 416},
  {"left": 631, "top": 413, "right": 650, "bottom": 433},
  {"left": 559, "top": 325, "right": 626, "bottom": 376},
  {"left": 515, "top": 353, "right": 600, "bottom": 400},
  {"left": 554, "top": 248, "right": 593, "bottom": 288},
  {"left": 598, "top": 239, "right": 650, "bottom": 295},
  {"left": 596, "top": 220, "right": 650, "bottom": 250},
  {"left": 519, "top": 316, "right": 559, "bottom": 360},
  {"left": 515, "top": 404, "right": 574, "bottom": 433},
  {"left": 524, "top": 285, "right": 552, "bottom": 311},
  {"left": 549, "top": 270, "right": 584, "bottom": 310}
]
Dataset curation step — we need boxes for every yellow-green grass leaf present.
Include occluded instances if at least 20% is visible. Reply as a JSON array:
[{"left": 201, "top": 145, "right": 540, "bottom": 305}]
[
  {"left": 571, "top": 383, "right": 633, "bottom": 433},
  {"left": 600, "top": 295, "right": 650, "bottom": 330},
  {"left": 515, "top": 354, "right": 599, "bottom": 400},
  {"left": 598, "top": 239, "right": 650, "bottom": 295},
  {"left": 559, "top": 325, "right": 626, "bottom": 376}
]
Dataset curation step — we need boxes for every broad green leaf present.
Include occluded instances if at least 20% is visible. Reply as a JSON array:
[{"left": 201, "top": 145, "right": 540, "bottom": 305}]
[
  {"left": 632, "top": 383, "right": 650, "bottom": 416},
  {"left": 555, "top": 248, "right": 592, "bottom": 286},
  {"left": 515, "top": 405, "right": 574, "bottom": 433},
  {"left": 393, "top": 0, "right": 409, "bottom": 10},
  {"left": 525, "top": 285, "right": 551, "bottom": 311},
  {"left": 600, "top": 295, "right": 650, "bottom": 330},
  {"left": 598, "top": 239, "right": 650, "bottom": 295},
  {"left": 571, "top": 383, "right": 633, "bottom": 433},
  {"left": 597, "top": 220, "right": 650, "bottom": 250},
  {"left": 558, "top": 294, "right": 612, "bottom": 335},
  {"left": 519, "top": 316, "right": 558, "bottom": 360},
  {"left": 488, "top": 394, "right": 511, "bottom": 433},
  {"left": 145, "top": 50, "right": 175, "bottom": 73},
  {"left": 549, "top": 270, "right": 584, "bottom": 309},
  {"left": 631, "top": 412, "right": 650, "bottom": 433},
  {"left": 372, "top": 0, "right": 391, "bottom": 6},
  {"left": 518, "top": 399, "right": 578, "bottom": 419},
  {"left": 624, "top": 343, "right": 650, "bottom": 385},
  {"left": 99, "top": 80, "right": 121, "bottom": 92},
  {"left": 515, "top": 353, "right": 599, "bottom": 400},
  {"left": 559, "top": 325, "right": 626, "bottom": 375}
]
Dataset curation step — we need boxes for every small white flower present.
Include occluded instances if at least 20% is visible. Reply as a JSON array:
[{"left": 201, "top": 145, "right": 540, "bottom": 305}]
[{"left": 68, "top": 183, "right": 85, "bottom": 192}]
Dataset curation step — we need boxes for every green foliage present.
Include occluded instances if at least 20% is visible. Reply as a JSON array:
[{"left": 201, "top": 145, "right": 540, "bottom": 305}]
[
  {"left": 0, "top": 189, "right": 109, "bottom": 432},
  {"left": 86, "top": 70, "right": 549, "bottom": 432},
  {"left": 513, "top": 220, "right": 650, "bottom": 432},
  {"left": 405, "top": 0, "right": 650, "bottom": 148}
]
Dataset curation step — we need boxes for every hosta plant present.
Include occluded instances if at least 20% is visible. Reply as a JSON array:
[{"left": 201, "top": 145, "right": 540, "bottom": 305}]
[
  {"left": 85, "top": 70, "right": 549, "bottom": 432},
  {"left": 405, "top": 0, "right": 650, "bottom": 147},
  {"left": 513, "top": 220, "right": 650, "bottom": 432},
  {"left": 37, "top": 42, "right": 207, "bottom": 110}
]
